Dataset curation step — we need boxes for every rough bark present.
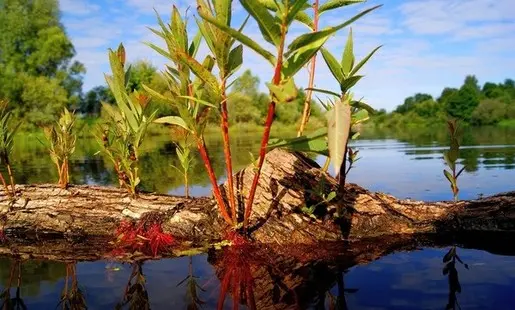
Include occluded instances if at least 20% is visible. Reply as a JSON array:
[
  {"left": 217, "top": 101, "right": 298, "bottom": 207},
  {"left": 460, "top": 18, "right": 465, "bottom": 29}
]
[{"left": 0, "top": 149, "right": 514, "bottom": 245}]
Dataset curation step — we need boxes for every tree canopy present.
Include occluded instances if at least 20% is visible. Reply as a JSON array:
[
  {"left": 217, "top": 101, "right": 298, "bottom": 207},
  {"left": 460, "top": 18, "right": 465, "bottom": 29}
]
[
  {"left": 373, "top": 75, "right": 515, "bottom": 129},
  {"left": 0, "top": 0, "right": 85, "bottom": 127}
]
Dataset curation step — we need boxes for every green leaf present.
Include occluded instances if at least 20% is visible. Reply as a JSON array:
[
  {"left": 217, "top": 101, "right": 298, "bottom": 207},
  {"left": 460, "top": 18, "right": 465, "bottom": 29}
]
[
  {"left": 321, "top": 48, "right": 344, "bottom": 84},
  {"left": 171, "top": 5, "right": 188, "bottom": 51},
  {"left": 286, "top": 0, "right": 310, "bottom": 26},
  {"left": 286, "top": 5, "right": 382, "bottom": 57},
  {"left": 327, "top": 99, "right": 352, "bottom": 174},
  {"left": 341, "top": 28, "right": 354, "bottom": 75},
  {"left": 351, "top": 109, "right": 369, "bottom": 125},
  {"left": 350, "top": 100, "right": 376, "bottom": 114},
  {"left": 154, "top": 116, "right": 190, "bottom": 131},
  {"left": 306, "top": 87, "right": 340, "bottom": 98},
  {"left": 175, "top": 51, "right": 220, "bottom": 99},
  {"left": 456, "top": 166, "right": 466, "bottom": 178},
  {"left": 214, "top": 0, "right": 232, "bottom": 26},
  {"left": 240, "top": 0, "right": 282, "bottom": 46},
  {"left": 349, "top": 45, "right": 382, "bottom": 76},
  {"left": 340, "top": 75, "right": 364, "bottom": 93},
  {"left": 178, "top": 95, "right": 218, "bottom": 109},
  {"left": 295, "top": 11, "right": 314, "bottom": 28},
  {"left": 326, "top": 191, "right": 337, "bottom": 201},
  {"left": 443, "top": 169, "right": 455, "bottom": 187},
  {"left": 266, "top": 78, "right": 298, "bottom": 103},
  {"left": 189, "top": 31, "right": 203, "bottom": 57},
  {"left": 268, "top": 128, "right": 328, "bottom": 156},
  {"left": 226, "top": 44, "right": 243, "bottom": 77},
  {"left": 319, "top": 0, "right": 365, "bottom": 15},
  {"left": 197, "top": 7, "right": 277, "bottom": 65}
]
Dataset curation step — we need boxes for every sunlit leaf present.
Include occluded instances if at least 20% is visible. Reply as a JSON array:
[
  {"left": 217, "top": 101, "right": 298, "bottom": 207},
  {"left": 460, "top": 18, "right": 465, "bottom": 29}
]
[
  {"left": 286, "top": 0, "right": 310, "bottom": 26},
  {"left": 240, "top": 0, "right": 282, "bottom": 46},
  {"left": 340, "top": 75, "right": 364, "bottom": 93},
  {"left": 320, "top": 48, "right": 344, "bottom": 84},
  {"left": 197, "top": 6, "right": 277, "bottom": 65},
  {"left": 266, "top": 77, "right": 298, "bottom": 103},
  {"left": 349, "top": 45, "right": 382, "bottom": 76},
  {"left": 319, "top": 0, "right": 365, "bottom": 15},
  {"left": 341, "top": 28, "right": 354, "bottom": 75},
  {"left": 327, "top": 99, "right": 352, "bottom": 174},
  {"left": 154, "top": 116, "right": 191, "bottom": 132},
  {"left": 268, "top": 128, "right": 328, "bottom": 156}
]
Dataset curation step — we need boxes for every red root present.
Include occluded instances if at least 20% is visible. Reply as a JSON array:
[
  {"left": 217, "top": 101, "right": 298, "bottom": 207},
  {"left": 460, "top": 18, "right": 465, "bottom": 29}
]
[{"left": 111, "top": 219, "right": 174, "bottom": 257}]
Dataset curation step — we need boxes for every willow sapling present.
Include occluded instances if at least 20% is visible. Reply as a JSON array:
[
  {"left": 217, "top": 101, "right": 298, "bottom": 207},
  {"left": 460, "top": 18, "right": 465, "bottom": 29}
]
[
  {"left": 443, "top": 119, "right": 466, "bottom": 201},
  {"left": 0, "top": 100, "right": 20, "bottom": 198},
  {"left": 44, "top": 108, "right": 76, "bottom": 189}
]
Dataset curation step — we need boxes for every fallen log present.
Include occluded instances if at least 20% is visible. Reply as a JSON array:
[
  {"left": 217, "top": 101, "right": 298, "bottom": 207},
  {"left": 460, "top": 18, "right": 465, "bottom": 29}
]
[{"left": 0, "top": 148, "right": 514, "bottom": 245}]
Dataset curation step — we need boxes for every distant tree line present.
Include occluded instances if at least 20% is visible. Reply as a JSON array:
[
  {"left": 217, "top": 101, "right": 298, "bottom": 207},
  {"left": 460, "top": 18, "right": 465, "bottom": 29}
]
[{"left": 373, "top": 75, "right": 515, "bottom": 128}]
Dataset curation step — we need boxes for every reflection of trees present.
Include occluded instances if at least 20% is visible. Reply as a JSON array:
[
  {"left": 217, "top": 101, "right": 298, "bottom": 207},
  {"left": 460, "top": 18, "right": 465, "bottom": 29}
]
[
  {"left": 116, "top": 262, "right": 149, "bottom": 310},
  {"left": 0, "top": 258, "right": 65, "bottom": 298},
  {"left": 57, "top": 262, "right": 87, "bottom": 310},
  {"left": 442, "top": 247, "right": 469, "bottom": 310},
  {"left": 0, "top": 260, "right": 26, "bottom": 310}
]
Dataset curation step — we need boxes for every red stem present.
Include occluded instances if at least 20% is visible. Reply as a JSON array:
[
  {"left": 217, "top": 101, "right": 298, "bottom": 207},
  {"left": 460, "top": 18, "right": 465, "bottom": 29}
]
[
  {"left": 220, "top": 81, "right": 237, "bottom": 223},
  {"left": 244, "top": 26, "right": 286, "bottom": 228},
  {"left": 196, "top": 137, "right": 233, "bottom": 225}
]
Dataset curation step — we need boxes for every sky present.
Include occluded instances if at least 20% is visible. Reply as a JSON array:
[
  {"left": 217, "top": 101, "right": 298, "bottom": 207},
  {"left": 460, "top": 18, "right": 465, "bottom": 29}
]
[{"left": 60, "top": 0, "right": 515, "bottom": 111}]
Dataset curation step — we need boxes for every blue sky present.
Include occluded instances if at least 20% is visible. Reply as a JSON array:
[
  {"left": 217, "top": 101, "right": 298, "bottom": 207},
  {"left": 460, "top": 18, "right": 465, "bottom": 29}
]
[{"left": 60, "top": 0, "right": 515, "bottom": 111}]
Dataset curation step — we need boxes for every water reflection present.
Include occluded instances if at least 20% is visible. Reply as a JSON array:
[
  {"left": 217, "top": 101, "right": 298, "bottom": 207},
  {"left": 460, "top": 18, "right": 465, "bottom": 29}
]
[
  {"left": 116, "top": 262, "right": 149, "bottom": 310},
  {"left": 59, "top": 262, "right": 87, "bottom": 310},
  {"left": 7, "top": 127, "right": 515, "bottom": 201},
  {"left": 1, "top": 239, "right": 515, "bottom": 309}
]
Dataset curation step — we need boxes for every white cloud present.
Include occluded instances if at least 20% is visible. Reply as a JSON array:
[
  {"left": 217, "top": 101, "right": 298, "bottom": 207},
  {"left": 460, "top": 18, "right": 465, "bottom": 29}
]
[
  {"left": 60, "top": 0, "right": 515, "bottom": 111},
  {"left": 60, "top": 0, "right": 100, "bottom": 15}
]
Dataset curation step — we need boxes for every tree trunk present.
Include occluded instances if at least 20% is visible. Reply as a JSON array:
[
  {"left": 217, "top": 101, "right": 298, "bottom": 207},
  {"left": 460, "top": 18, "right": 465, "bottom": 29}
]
[{"left": 0, "top": 149, "right": 514, "bottom": 245}]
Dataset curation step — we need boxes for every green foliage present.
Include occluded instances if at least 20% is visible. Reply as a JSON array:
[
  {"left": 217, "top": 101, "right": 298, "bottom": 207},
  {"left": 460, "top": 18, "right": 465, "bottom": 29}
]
[
  {"left": 99, "top": 44, "right": 158, "bottom": 197},
  {"left": 372, "top": 75, "right": 515, "bottom": 130},
  {"left": 471, "top": 99, "right": 507, "bottom": 126},
  {"left": 443, "top": 120, "right": 466, "bottom": 201},
  {"left": 0, "top": 0, "right": 85, "bottom": 127},
  {"left": 0, "top": 100, "right": 20, "bottom": 196},
  {"left": 43, "top": 108, "right": 76, "bottom": 189},
  {"left": 170, "top": 128, "right": 195, "bottom": 198}
]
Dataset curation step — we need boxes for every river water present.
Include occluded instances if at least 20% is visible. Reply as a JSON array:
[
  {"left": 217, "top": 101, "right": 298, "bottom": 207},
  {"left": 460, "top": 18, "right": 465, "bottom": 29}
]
[{"left": 1, "top": 127, "right": 514, "bottom": 309}]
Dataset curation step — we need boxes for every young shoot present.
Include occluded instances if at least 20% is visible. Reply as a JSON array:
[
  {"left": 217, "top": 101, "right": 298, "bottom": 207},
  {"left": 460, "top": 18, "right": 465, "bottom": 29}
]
[
  {"left": 443, "top": 119, "right": 466, "bottom": 201},
  {"left": 98, "top": 44, "right": 158, "bottom": 198},
  {"left": 44, "top": 108, "right": 76, "bottom": 189},
  {"left": 170, "top": 127, "right": 195, "bottom": 198},
  {"left": 0, "top": 100, "right": 20, "bottom": 198}
]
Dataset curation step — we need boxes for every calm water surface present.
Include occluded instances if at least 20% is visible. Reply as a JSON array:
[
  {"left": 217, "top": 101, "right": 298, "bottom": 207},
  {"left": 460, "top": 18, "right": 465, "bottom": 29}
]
[{"left": 1, "top": 127, "right": 514, "bottom": 309}]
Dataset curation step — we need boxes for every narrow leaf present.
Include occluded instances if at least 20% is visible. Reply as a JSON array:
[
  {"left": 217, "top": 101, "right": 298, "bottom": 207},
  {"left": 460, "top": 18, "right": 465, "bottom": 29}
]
[
  {"left": 286, "top": 0, "right": 310, "bottom": 26},
  {"left": 226, "top": 44, "right": 243, "bottom": 77},
  {"left": 321, "top": 48, "right": 344, "bottom": 83},
  {"left": 154, "top": 116, "right": 188, "bottom": 128},
  {"left": 306, "top": 87, "right": 341, "bottom": 98},
  {"left": 341, "top": 28, "right": 354, "bottom": 75},
  {"left": 319, "top": 0, "right": 365, "bottom": 15},
  {"left": 349, "top": 45, "right": 382, "bottom": 76},
  {"left": 197, "top": 7, "right": 277, "bottom": 65},
  {"left": 178, "top": 96, "right": 218, "bottom": 108},
  {"left": 239, "top": 0, "right": 282, "bottom": 46}
]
